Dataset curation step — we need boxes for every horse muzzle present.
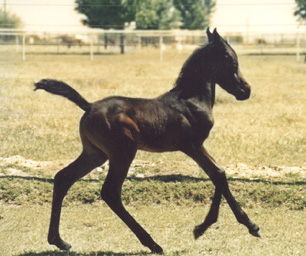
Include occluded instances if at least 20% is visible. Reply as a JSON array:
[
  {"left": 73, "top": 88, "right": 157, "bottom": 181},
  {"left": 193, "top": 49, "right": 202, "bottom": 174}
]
[{"left": 234, "top": 84, "right": 251, "bottom": 101}]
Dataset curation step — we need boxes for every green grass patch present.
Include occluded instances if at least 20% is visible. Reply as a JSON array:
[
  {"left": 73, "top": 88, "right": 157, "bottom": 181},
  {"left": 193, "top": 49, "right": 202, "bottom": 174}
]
[{"left": 1, "top": 175, "right": 305, "bottom": 210}]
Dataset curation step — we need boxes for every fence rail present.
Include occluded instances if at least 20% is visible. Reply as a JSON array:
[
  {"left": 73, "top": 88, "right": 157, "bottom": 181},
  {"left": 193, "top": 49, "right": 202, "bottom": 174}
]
[{"left": 1, "top": 29, "right": 306, "bottom": 61}]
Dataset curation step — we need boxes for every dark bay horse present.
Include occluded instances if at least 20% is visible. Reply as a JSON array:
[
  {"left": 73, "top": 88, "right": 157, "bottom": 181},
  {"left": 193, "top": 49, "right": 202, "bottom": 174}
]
[{"left": 34, "top": 28, "right": 260, "bottom": 254}]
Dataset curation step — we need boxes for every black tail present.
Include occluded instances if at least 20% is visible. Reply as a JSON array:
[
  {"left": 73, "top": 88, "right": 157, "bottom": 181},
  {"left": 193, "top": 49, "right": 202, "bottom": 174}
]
[{"left": 34, "top": 79, "right": 91, "bottom": 111}]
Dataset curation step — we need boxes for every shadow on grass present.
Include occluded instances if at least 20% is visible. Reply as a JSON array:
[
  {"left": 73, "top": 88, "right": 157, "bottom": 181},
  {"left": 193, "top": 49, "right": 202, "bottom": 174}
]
[
  {"left": 0, "top": 175, "right": 54, "bottom": 183},
  {"left": 130, "top": 175, "right": 306, "bottom": 186},
  {"left": 17, "top": 251, "right": 151, "bottom": 256},
  {"left": 227, "top": 177, "right": 306, "bottom": 186},
  {"left": 17, "top": 250, "right": 187, "bottom": 256},
  {"left": 1, "top": 174, "right": 306, "bottom": 186},
  {"left": 26, "top": 52, "right": 122, "bottom": 56}
]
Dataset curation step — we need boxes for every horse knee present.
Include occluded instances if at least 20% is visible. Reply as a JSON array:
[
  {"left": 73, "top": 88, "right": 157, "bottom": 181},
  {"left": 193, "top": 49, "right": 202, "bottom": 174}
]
[
  {"left": 101, "top": 181, "right": 120, "bottom": 205},
  {"left": 53, "top": 171, "right": 65, "bottom": 188},
  {"left": 53, "top": 170, "right": 74, "bottom": 195},
  {"left": 100, "top": 186, "right": 110, "bottom": 203},
  {"left": 211, "top": 169, "right": 227, "bottom": 187}
]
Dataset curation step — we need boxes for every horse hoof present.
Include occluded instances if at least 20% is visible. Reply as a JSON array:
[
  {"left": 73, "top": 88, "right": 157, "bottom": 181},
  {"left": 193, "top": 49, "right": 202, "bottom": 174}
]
[
  {"left": 49, "top": 237, "right": 72, "bottom": 250},
  {"left": 150, "top": 244, "right": 163, "bottom": 254},
  {"left": 193, "top": 225, "right": 203, "bottom": 240},
  {"left": 58, "top": 240, "right": 72, "bottom": 251},
  {"left": 250, "top": 229, "right": 261, "bottom": 238},
  {"left": 249, "top": 227, "right": 261, "bottom": 238}
]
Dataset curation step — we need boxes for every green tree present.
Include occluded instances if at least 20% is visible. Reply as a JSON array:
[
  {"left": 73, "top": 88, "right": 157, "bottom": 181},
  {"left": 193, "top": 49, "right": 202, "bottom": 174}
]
[
  {"left": 75, "top": 0, "right": 214, "bottom": 30},
  {"left": 134, "top": 0, "right": 181, "bottom": 30},
  {"left": 0, "top": 9, "right": 22, "bottom": 29},
  {"left": 294, "top": 0, "right": 306, "bottom": 21},
  {"left": 75, "top": 0, "right": 133, "bottom": 29},
  {"left": 75, "top": 0, "right": 181, "bottom": 30},
  {"left": 174, "top": 0, "right": 215, "bottom": 29}
]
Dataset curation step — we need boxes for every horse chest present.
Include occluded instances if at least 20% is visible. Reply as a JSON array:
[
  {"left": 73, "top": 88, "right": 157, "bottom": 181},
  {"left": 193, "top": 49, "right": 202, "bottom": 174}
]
[
  {"left": 184, "top": 104, "right": 214, "bottom": 138},
  {"left": 186, "top": 118, "right": 213, "bottom": 148}
]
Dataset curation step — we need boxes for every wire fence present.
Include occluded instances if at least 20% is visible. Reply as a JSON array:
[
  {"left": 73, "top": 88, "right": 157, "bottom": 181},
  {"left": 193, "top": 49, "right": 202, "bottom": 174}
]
[{"left": 1, "top": 28, "right": 306, "bottom": 61}]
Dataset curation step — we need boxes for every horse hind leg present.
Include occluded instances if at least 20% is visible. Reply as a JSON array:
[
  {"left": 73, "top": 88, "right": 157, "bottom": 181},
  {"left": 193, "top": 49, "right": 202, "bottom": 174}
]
[{"left": 48, "top": 150, "right": 108, "bottom": 250}]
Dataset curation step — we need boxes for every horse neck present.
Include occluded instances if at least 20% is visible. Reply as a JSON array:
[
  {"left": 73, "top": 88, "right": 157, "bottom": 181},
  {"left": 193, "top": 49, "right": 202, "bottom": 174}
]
[{"left": 171, "top": 47, "right": 216, "bottom": 109}]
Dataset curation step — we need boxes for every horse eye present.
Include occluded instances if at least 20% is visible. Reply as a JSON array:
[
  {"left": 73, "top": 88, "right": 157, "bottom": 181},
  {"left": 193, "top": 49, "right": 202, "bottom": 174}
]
[{"left": 233, "top": 63, "right": 238, "bottom": 72}]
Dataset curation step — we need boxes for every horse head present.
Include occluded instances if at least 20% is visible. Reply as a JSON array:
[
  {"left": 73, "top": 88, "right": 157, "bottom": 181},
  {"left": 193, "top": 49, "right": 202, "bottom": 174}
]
[{"left": 207, "top": 28, "right": 251, "bottom": 101}]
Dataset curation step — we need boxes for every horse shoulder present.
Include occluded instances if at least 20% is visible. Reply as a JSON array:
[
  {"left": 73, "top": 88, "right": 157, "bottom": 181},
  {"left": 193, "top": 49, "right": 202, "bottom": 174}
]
[{"left": 184, "top": 101, "right": 214, "bottom": 130}]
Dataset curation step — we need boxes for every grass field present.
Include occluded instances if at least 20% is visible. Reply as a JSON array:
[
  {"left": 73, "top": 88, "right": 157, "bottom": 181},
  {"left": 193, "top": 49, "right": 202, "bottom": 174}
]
[
  {"left": 1, "top": 47, "right": 306, "bottom": 166},
  {"left": 0, "top": 46, "right": 306, "bottom": 255}
]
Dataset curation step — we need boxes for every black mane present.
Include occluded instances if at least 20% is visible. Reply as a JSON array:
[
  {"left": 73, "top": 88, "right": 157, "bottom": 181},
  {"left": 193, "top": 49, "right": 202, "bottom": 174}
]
[{"left": 171, "top": 43, "right": 214, "bottom": 99}]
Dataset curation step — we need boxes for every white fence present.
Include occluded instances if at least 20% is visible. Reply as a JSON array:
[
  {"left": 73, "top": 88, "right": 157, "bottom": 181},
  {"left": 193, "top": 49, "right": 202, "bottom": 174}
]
[{"left": 1, "top": 28, "right": 306, "bottom": 61}]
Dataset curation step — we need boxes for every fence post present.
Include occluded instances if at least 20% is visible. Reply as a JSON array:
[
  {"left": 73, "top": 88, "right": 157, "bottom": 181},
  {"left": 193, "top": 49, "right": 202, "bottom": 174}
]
[
  {"left": 138, "top": 35, "right": 142, "bottom": 50},
  {"left": 90, "top": 40, "right": 94, "bottom": 61},
  {"left": 120, "top": 33, "right": 125, "bottom": 54},
  {"left": 22, "top": 33, "right": 26, "bottom": 61},
  {"left": 104, "top": 33, "right": 108, "bottom": 50},
  {"left": 296, "top": 32, "right": 301, "bottom": 62},
  {"left": 260, "top": 34, "right": 264, "bottom": 55},
  {"left": 160, "top": 36, "right": 163, "bottom": 61},
  {"left": 16, "top": 34, "right": 19, "bottom": 52},
  {"left": 57, "top": 38, "right": 60, "bottom": 54}
]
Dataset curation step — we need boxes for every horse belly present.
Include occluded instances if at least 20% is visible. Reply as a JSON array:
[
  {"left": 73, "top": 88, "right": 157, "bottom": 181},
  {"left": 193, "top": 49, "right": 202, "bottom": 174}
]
[
  {"left": 136, "top": 120, "right": 189, "bottom": 152},
  {"left": 138, "top": 123, "right": 212, "bottom": 153}
]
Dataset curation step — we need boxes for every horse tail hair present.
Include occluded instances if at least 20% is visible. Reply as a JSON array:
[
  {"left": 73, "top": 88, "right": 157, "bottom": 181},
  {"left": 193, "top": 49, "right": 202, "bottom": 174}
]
[{"left": 34, "top": 79, "right": 91, "bottom": 112}]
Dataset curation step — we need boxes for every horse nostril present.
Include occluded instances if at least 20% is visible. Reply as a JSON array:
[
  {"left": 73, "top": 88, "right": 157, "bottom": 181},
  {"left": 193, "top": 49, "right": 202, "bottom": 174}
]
[
  {"left": 244, "top": 85, "right": 250, "bottom": 92},
  {"left": 243, "top": 86, "right": 251, "bottom": 99},
  {"left": 245, "top": 85, "right": 251, "bottom": 96}
]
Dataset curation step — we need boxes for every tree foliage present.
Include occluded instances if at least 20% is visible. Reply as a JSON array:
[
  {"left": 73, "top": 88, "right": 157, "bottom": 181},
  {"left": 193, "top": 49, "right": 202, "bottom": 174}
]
[
  {"left": 75, "top": 0, "right": 215, "bottom": 30},
  {"left": 134, "top": 0, "right": 181, "bottom": 29},
  {"left": 0, "top": 10, "right": 22, "bottom": 29},
  {"left": 174, "top": 0, "right": 215, "bottom": 29},
  {"left": 75, "top": 0, "right": 133, "bottom": 29},
  {"left": 295, "top": 0, "right": 306, "bottom": 21}
]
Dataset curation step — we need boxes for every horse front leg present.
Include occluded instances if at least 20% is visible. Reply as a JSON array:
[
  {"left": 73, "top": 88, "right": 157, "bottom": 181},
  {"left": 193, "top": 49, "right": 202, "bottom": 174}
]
[
  {"left": 222, "top": 181, "right": 261, "bottom": 237},
  {"left": 184, "top": 146, "right": 260, "bottom": 239},
  {"left": 193, "top": 182, "right": 222, "bottom": 239}
]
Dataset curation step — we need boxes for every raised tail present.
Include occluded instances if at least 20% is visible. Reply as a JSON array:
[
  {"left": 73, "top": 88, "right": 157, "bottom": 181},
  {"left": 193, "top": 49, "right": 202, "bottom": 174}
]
[{"left": 34, "top": 79, "right": 91, "bottom": 111}]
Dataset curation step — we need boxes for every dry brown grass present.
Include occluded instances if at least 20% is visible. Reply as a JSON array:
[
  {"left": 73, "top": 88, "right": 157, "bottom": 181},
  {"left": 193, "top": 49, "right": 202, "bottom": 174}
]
[
  {"left": 1, "top": 47, "right": 306, "bottom": 255},
  {"left": 1, "top": 47, "right": 306, "bottom": 167}
]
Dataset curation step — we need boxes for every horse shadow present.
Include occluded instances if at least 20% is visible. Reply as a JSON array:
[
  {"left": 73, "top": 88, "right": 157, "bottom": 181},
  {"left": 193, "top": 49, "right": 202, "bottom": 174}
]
[
  {"left": 16, "top": 250, "right": 186, "bottom": 256},
  {"left": 1, "top": 173, "right": 306, "bottom": 186},
  {"left": 17, "top": 251, "right": 149, "bottom": 256}
]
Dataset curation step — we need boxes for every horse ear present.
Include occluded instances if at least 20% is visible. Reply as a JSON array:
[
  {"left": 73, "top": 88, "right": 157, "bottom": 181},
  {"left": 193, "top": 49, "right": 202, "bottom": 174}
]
[
  {"left": 206, "top": 27, "right": 214, "bottom": 42},
  {"left": 212, "top": 28, "right": 222, "bottom": 43}
]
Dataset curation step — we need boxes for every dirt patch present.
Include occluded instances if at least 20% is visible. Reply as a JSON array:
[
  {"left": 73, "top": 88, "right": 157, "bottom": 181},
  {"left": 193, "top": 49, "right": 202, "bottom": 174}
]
[
  {"left": 0, "top": 155, "right": 305, "bottom": 181},
  {"left": 0, "top": 155, "right": 69, "bottom": 177},
  {"left": 226, "top": 163, "right": 306, "bottom": 180}
]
